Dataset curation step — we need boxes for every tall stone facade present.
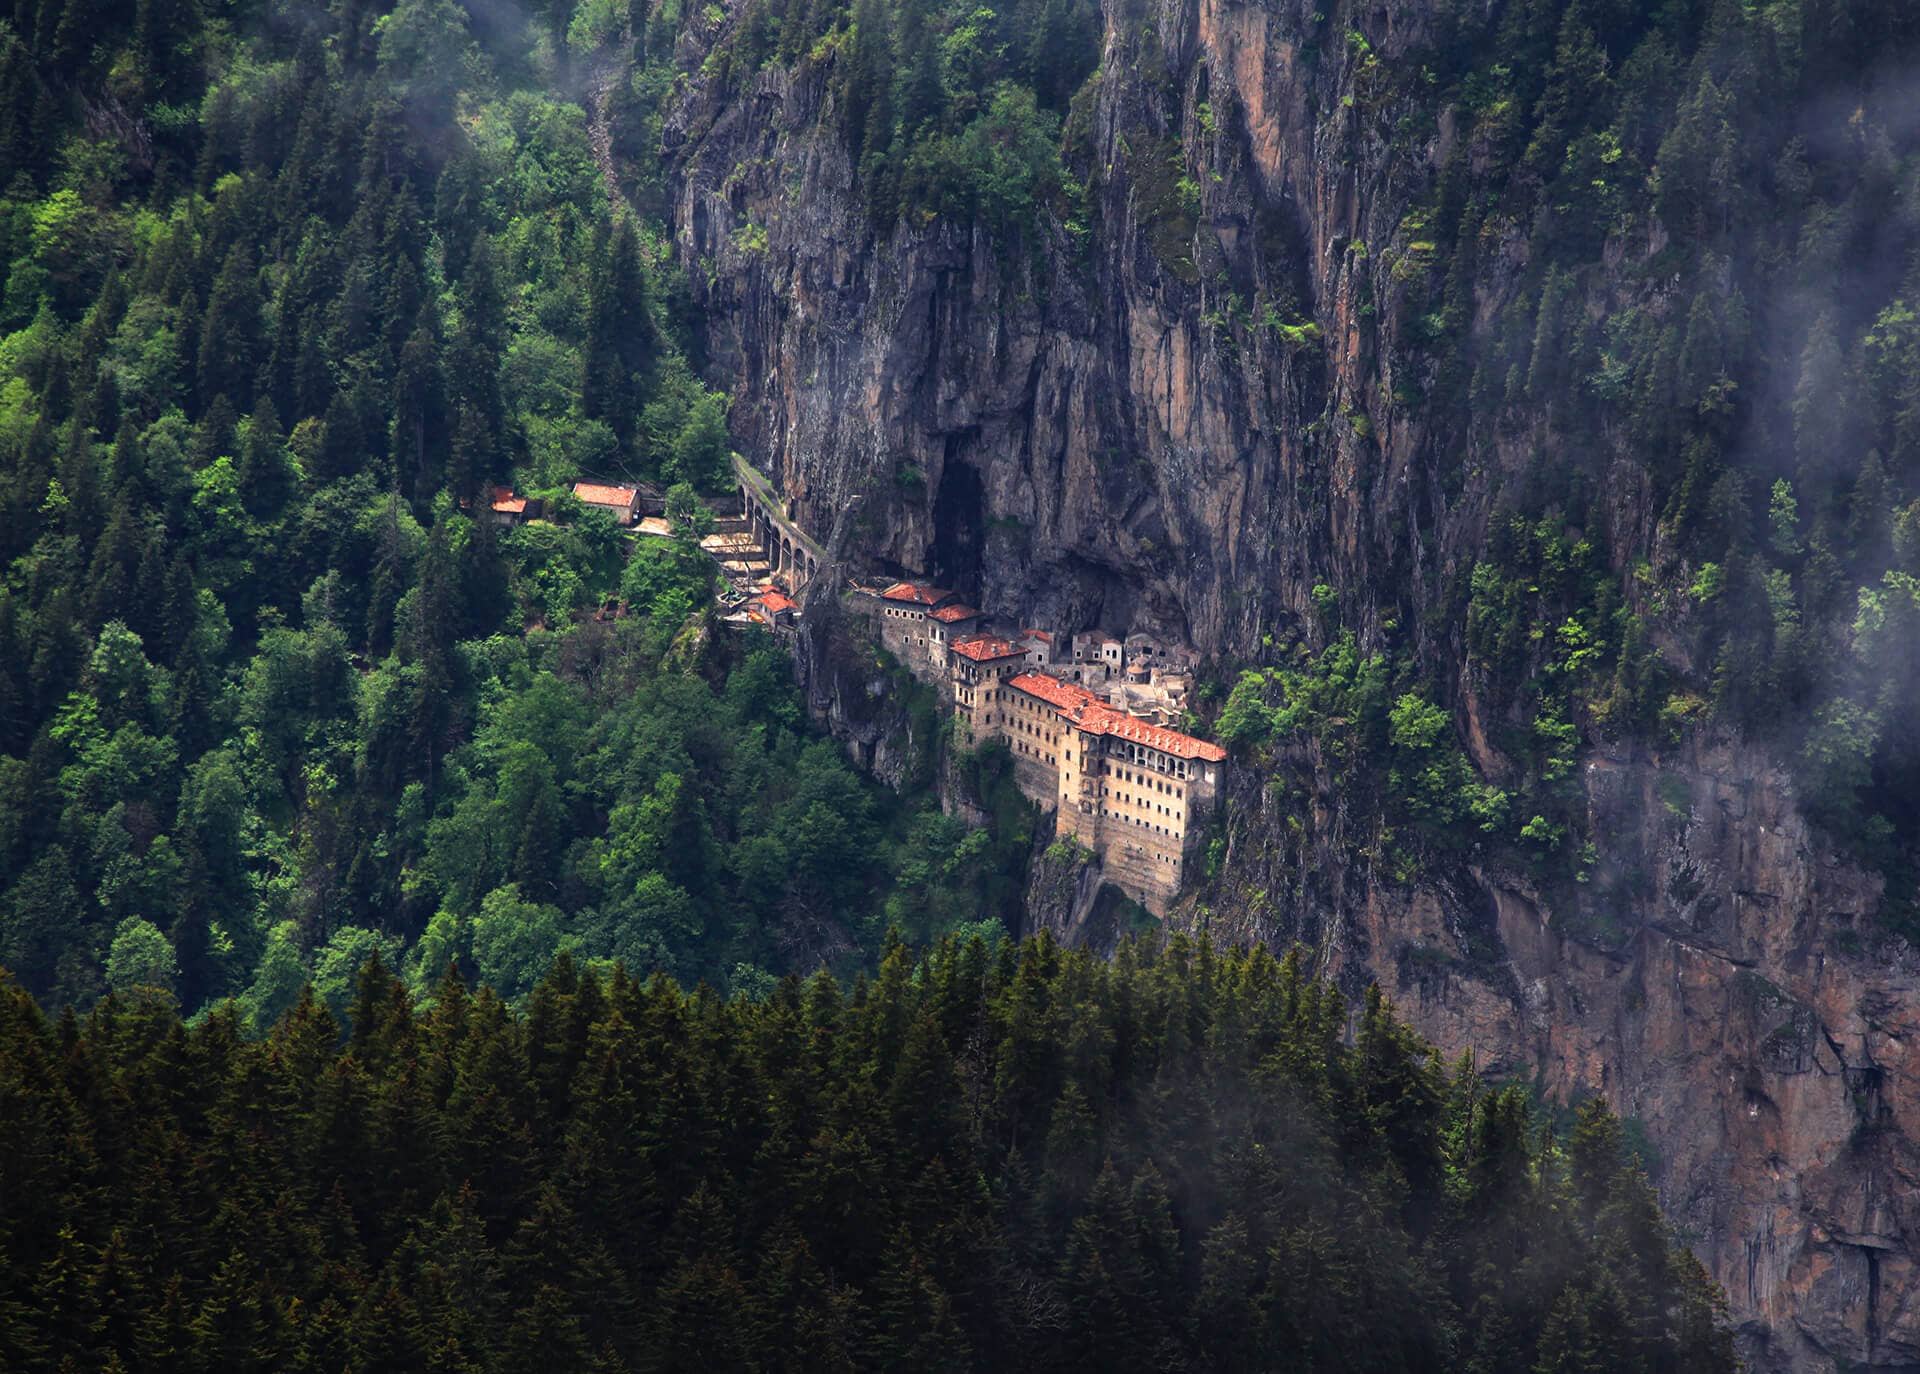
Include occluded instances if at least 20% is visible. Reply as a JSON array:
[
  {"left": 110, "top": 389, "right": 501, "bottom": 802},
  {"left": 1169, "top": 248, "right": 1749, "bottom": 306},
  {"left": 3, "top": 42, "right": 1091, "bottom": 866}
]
[{"left": 857, "top": 581, "right": 1224, "bottom": 913}]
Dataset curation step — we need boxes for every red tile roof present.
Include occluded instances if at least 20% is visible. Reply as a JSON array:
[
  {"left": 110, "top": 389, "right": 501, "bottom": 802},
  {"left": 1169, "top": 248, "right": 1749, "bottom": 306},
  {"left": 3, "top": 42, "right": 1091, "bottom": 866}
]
[
  {"left": 880, "top": 582, "right": 955, "bottom": 606},
  {"left": 1006, "top": 672, "right": 1227, "bottom": 761},
  {"left": 572, "top": 482, "right": 639, "bottom": 508},
  {"left": 930, "top": 603, "right": 982, "bottom": 623},
  {"left": 488, "top": 486, "right": 528, "bottom": 514},
  {"left": 950, "top": 635, "right": 1025, "bottom": 663},
  {"left": 1019, "top": 628, "right": 1053, "bottom": 642},
  {"left": 753, "top": 590, "right": 796, "bottom": 614},
  {"left": 1077, "top": 704, "right": 1228, "bottom": 761},
  {"left": 1008, "top": 672, "right": 1100, "bottom": 712}
]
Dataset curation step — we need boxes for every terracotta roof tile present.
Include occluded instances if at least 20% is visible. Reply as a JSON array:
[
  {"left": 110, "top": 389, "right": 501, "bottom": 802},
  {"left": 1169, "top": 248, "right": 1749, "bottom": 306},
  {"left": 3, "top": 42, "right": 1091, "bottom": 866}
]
[
  {"left": 488, "top": 486, "right": 528, "bottom": 514},
  {"left": 753, "top": 590, "right": 796, "bottom": 614},
  {"left": 1076, "top": 707, "right": 1227, "bottom": 761},
  {"left": 950, "top": 635, "right": 1024, "bottom": 663},
  {"left": 930, "top": 603, "right": 982, "bottom": 623},
  {"left": 1006, "top": 672, "right": 1226, "bottom": 761},
  {"left": 572, "top": 482, "right": 639, "bottom": 508},
  {"left": 1007, "top": 672, "right": 1101, "bottom": 712},
  {"left": 879, "top": 581, "right": 957, "bottom": 606}
]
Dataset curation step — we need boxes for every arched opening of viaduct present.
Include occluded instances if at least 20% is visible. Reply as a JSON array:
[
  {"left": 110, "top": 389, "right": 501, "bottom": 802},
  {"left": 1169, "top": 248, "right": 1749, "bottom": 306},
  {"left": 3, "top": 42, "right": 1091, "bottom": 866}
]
[{"left": 735, "top": 457, "right": 820, "bottom": 590}]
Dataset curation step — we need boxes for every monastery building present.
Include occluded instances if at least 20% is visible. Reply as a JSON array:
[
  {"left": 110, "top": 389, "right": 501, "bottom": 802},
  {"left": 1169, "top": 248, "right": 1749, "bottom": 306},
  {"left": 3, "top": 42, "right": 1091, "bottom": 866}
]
[{"left": 852, "top": 580, "right": 1225, "bottom": 914}]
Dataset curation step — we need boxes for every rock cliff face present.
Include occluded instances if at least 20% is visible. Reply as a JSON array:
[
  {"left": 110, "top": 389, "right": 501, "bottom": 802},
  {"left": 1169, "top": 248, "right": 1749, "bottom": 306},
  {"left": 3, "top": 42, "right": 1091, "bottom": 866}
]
[
  {"left": 1202, "top": 727, "right": 1920, "bottom": 1370},
  {"left": 653, "top": 0, "right": 1920, "bottom": 1365},
  {"left": 1023, "top": 840, "right": 1141, "bottom": 956},
  {"left": 790, "top": 578, "right": 944, "bottom": 795}
]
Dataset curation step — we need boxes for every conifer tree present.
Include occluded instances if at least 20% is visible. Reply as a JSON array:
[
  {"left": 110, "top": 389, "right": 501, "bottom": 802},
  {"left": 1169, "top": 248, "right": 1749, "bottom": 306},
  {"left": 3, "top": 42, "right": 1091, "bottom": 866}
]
[
  {"left": 0, "top": 936, "right": 1739, "bottom": 1372},
  {"left": 196, "top": 247, "right": 263, "bottom": 412}
]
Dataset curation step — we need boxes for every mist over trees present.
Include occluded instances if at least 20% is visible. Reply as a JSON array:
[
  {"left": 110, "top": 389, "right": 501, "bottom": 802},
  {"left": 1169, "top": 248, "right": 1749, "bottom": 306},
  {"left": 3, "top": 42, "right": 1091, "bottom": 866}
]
[
  {"left": 0, "top": 0, "right": 1850, "bottom": 1364},
  {"left": 0, "top": 934, "right": 1735, "bottom": 1371},
  {"left": 603, "top": 0, "right": 1920, "bottom": 924}
]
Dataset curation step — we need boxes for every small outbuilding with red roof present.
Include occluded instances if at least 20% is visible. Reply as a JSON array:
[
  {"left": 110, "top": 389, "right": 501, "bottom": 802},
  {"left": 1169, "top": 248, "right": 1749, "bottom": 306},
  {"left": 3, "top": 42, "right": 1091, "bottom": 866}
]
[{"left": 572, "top": 481, "right": 642, "bottom": 525}]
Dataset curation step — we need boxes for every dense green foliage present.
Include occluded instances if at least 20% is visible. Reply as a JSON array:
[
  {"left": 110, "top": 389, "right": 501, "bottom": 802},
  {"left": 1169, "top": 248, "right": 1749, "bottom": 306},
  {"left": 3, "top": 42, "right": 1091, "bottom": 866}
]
[
  {"left": 0, "top": 934, "right": 1733, "bottom": 1371},
  {"left": 1177, "top": 1, "right": 1920, "bottom": 914},
  {"left": 1215, "top": 617, "right": 1534, "bottom": 878},
  {"left": 1378, "top": 0, "right": 1920, "bottom": 887},
  {"left": 645, "top": 0, "right": 1097, "bottom": 234},
  {"left": 630, "top": 0, "right": 1920, "bottom": 913},
  {"left": 0, "top": 0, "right": 1023, "bottom": 1018}
]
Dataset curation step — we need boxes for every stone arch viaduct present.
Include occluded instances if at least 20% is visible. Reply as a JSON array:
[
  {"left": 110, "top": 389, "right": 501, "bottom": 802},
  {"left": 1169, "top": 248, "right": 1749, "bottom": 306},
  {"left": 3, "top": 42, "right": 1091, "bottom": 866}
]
[{"left": 733, "top": 454, "right": 822, "bottom": 589}]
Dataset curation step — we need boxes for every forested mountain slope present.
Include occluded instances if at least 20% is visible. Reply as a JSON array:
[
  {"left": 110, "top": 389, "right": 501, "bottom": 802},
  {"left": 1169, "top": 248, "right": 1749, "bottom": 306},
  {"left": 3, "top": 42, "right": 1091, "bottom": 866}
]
[
  {"left": 625, "top": 0, "right": 1920, "bottom": 1364},
  {"left": 0, "top": 0, "right": 1037, "bottom": 1026},
  {"left": 0, "top": 0, "right": 1911, "bottom": 1365},
  {"left": 0, "top": 934, "right": 1736, "bottom": 1372}
]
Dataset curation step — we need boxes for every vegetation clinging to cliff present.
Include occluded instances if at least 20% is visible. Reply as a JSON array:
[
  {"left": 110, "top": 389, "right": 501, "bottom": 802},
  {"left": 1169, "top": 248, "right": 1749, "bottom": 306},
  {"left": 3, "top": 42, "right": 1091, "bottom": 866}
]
[
  {"left": 1156, "top": 0, "right": 1920, "bottom": 912},
  {"left": 681, "top": 0, "right": 1099, "bottom": 234},
  {"left": 1372, "top": 0, "right": 1920, "bottom": 898}
]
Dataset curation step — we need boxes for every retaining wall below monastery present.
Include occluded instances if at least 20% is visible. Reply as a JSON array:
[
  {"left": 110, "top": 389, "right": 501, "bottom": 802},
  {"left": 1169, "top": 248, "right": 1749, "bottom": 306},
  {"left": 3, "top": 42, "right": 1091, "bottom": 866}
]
[{"left": 1058, "top": 810, "right": 1184, "bottom": 914}]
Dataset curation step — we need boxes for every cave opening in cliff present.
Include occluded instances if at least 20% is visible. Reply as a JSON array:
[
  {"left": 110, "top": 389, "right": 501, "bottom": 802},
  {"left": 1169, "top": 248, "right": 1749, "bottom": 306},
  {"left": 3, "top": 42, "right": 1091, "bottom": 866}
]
[{"left": 931, "top": 452, "right": 985, "bottom": 598}]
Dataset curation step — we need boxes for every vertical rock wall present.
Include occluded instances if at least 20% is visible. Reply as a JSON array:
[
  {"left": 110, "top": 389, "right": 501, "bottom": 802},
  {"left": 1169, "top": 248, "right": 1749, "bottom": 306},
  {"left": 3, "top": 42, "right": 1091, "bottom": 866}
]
[{"left": 653, "top": 0, "right": 1920, "bottom": 1364}]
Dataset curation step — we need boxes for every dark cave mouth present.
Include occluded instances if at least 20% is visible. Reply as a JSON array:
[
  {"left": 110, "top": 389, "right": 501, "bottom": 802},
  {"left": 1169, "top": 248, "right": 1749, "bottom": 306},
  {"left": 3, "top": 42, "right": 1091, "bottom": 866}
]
[{"left": 930, "top": 457, "right": 985, "bottom": 597}]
